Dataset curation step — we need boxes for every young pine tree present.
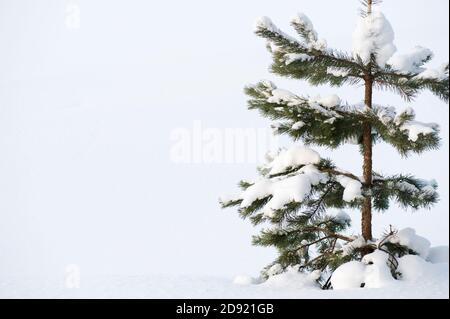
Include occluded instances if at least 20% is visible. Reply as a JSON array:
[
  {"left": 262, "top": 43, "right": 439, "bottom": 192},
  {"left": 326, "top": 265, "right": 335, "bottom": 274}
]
[{"left": 220, "top": 0, "right": 448, "bottom": 288}]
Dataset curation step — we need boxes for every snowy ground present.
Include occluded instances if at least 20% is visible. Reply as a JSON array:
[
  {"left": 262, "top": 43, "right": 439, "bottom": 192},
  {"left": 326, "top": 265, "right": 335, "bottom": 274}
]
[{"left": 1, "top": 262, "right": 447, "bottom": 299}]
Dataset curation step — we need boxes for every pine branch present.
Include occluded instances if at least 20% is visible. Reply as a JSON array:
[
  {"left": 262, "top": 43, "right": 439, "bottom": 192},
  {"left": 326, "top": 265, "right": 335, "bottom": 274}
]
[
  {"left": 307, "top": 227, "right": 354, "bottom": 242},
  {"left": 373, "top": 66, "right": 449, "bottom": 102}
]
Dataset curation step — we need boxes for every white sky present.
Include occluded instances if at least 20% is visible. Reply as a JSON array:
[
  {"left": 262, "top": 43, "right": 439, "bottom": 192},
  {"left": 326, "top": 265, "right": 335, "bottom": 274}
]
[{"left": 0, "top": 0, "right": 448, "bottom": 278}]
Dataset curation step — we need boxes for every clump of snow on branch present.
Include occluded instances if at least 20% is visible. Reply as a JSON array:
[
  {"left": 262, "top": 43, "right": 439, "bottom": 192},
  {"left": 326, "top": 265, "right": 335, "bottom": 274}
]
[
  {"left": 333, "top": 211, "right": 351, "bottom": 224},
  {"left": 264, "top": 146, "right": 321, "bottom": 175},
  {"left": 388, "top": 228, "right": 431, "bottom": 258},
  {"left": 254, "top": 13, "right": 327, "bottom": 57},
  {"left": 400, "top": 121, "right": 438, "bottom": 142},
  {"left": 267, "top": 88, "right": 303, "bottom": 106},
  {"left": 239, "top": 166, "right": 328, "bottom": 217},
  {"left": 394, "top": 181, "right": 419, "bottom": 193},
  {"left": 352, "top": 10, "right": 396, "bottom": 67},
  {"left": 291, "top": 121, "right": 305, "bottom": 130},
  {"left": 305, "top": 95, "right": 343, "bottom": 118},
  {"left": 414, "top": 63, "right": 448, "bottom": 81},
  {"left": 233, "top": 145, "right": 366, "bottom": 217},
  {"left": 284, "top": 53, "right": 312, "bottom": 65},
  {"left": 251, "top": 81, "right": 344, "bottom": 119},
  {"left": 387, "top": 46, "right": 433, "bottom": 74},
  {"left": 373, "top": 105, "right": 439, "bottom": 142},
  {"left": 261, "top": 82, "right": 438, "bottom": 144},
  {"left": 341, "top": 236, "right": 367, "bottom": 256},
  {"left": 315, "top": 94, "right": 341, "bottom": 108},
  {"left": 327, "top": 67, "right": 350, "bottom": 77},
  {"left": 254, "top": 16, "right": 299, "bottom": 49},
  {"left": 336, "top": 175, "right": 363, "bottom": 202},
  {"left": 387, "top": 46, "right": 448, "bottom": 80},
  {"left": 291, "top": 13, "right": 327, "bottom": 51},
  {"left": 254, "top": 17, "right": 289, "bottom": 39},
  {"left": 292, "top": 13, "right": 317, "bottom": 42},
  {"left": 218, "top": 193, "right": 240, "bottom": 205}
]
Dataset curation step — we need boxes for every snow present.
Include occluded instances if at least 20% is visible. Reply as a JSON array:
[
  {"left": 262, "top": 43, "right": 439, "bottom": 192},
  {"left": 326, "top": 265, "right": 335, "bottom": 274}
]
[
  {"left": 333, "top": 211, "right": 351, "bottom": 224},
  {"left": 218, "top": 194, "right": 239, "bottom": 205},
  {"left": 298, "top": 164, "right": 329, "bottom": 185},
  {"left": 296, "top": 94, "right": 344, "bottom": 118},
  {"left": 262, "top": 170, "right": 326, "bottom": 217},
  {"left": 387, "top": 46, "right": 433, "bottom": 74},
  {"left": 344, "top": 135, "right": 360, "bottom": 145},
  {"left": 395, "top": 181, "right": 419, "bottom": 193},
  {"left": 400, "top": 121, "right": 438, "bottom": 142},
  {"left": 327, "top": 67, "right": 350, "bottom": 77},
  {"left": 427, "top": 246, "right": 449, "bottom": 264},
  {"left": 239, "top": 168, "right": 328, "bottom": 218},
  {"left": 236, "top": 143, "right": 366, "bottom": 212},
  {"left": 266, "top": 146, "right": 321, "bottom": 175},
  {"left": 317, "top": 94, "right": 341, "bottom": 108},
  {"left": 291, "top": 13, "right": 327, "bottom": 50},
  {"left": 259, "top": 83, "right": 344, "bottom": 119},
  {"left": 331, "top": 261, "right": 366, "bottom": 289},
  {"left": 239, "top": 179, "right": 272, "bottom": 208},
  {"left": 254, "top": 16, "right": 278, "bottom": 34},
  {"left": 420, "top": 184, "right": 438, "bottom": 199},
  {"left": 267, "top": 88, "right": 302, "bottom": 106},
  {"left": 0, "top": 265, "right": 447, "bottom": 299},
  {"left": 332, "top": 248, "right": 448, "bottom": 292},
  {"left": 284, "top": 53, "right": 312, "bottom": 65},
  {"left": 396, "top": 107, "right": 415, "bottom": 122},
  {"left": 237, "top": 146, "right": 333, "bottom": 216},
  {"left": 362, "top": 249, "right": 389, "bottom": 265},
  {"left": 415, "top": 63, "right": 448, "bottom": 80},
  {"left": 336, "top": 175, "right": 363, "bottom": 202},
  {"left": 352, "top": 10, "right": 396, "bottom": 67},
  {"left": 262, "top": 266, "right": 319, "bottom": 289},
  {"left": 372, "top": 104, "right": 438, "bottom": 142},
  {"left": 324, "top": 117, "right": 336, "bottom": 124},
  {"left": 263, "top": 175, "right": 313, "bottom": 215},
  {"left": 384, "top": 39, "right": 447, "bottom": 81},
  {"left": 397, "top": 255, "right": 428, "bottom": 282},
  {"left": 233, "top": 275, "right": 256, "bottom": 286},
  {"left": 377, "top": 106, "right": 397, "bottom": 125},
  {"left": 254, "top": 16, "right": 298, "bottom": 45},
  {"left": 362, "top": 250, "right": 396, "bottom": 288},
  {"left": 266, "top": 264, "right": 283, "bottom": 277},
  {"left": 389, "top": 228, "right": 431, "bottom": 258},
  {"left": 292, "top": 13, "right": 317, "bottom": 43},
  {"left": 342, "top": 236, "right": 367, "bottom": 256},
  {"left": 291, "top": 121, "right": 305, "bottom": 130},
  {"left": 375, "top": 105, "right": 406, "bottom": 125}
]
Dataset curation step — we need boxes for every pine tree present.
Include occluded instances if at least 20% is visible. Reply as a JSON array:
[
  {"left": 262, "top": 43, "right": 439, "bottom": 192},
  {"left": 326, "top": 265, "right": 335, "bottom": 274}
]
[{"left": 220, "top": 0, "right": 448, "bottom": 288}]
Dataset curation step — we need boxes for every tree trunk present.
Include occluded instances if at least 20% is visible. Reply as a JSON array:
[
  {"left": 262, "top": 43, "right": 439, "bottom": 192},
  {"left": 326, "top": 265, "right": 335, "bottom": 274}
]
[
  {"left": 361, "top": 76, "right": 373, "bottom": 246},
  {"left": 367, "top": 0, "right": 372, "bottom": 15}
]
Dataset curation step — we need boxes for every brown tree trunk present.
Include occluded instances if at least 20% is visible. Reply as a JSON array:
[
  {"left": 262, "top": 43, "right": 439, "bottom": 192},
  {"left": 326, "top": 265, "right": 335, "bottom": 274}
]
[
  {"left": 361, "top": 76, "right": 373, "bottom": 246},
  {"left": 360, "top": 0, "right": 374, "bottom": 256},
  {"left": 367, "top": 0, "right": 372, "bottom": 15}
]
